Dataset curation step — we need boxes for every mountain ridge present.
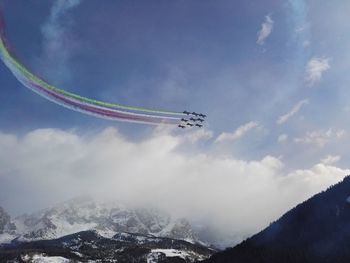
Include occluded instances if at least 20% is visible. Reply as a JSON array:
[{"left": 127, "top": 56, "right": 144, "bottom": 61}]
[
  {"left": 0, "top": 229, "right": 215, "bottom": 262},
  {"left": 203, "top": 175, "right": 350, "bottom": 263},
  {"left": 0, "top": 196, "right": 202, "bottom": 246}
]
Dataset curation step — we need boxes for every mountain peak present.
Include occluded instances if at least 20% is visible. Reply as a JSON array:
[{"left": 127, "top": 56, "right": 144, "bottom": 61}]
[{"left": 0, "top": 197, "right": 200, "bottom": 245}]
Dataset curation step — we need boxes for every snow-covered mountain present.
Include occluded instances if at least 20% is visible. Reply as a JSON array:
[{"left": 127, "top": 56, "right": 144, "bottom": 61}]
[
  {"left": 0, "top": 207, "right": 14, "bottom": 234},
  {"left": 0, "top": 198, "right": 216, "bottom": 262},
  {"left": 0, "top": 206, "right": 16, "bottom": 244},
  {"left": 0, "top": 197, "right": 200, "bottom": 245},
  {"left": 0, "top": 230, "right": 215, "bottom": 262}
]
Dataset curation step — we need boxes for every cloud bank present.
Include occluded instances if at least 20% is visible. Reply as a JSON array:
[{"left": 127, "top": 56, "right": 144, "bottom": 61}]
[
  {"left": 0, "top": 128, "right": 348, "bottom": 246},
  {"left": 321, "top": 155, "right": 341, "bottom": 165}
]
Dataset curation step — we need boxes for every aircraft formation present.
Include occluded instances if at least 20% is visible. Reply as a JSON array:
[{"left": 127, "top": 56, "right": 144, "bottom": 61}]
[
  {"left": 178, "top": 111, "right": 206, "bottom": 129},
  {"left": 0, "top": 11, "right": 206, "bottom": 128}
]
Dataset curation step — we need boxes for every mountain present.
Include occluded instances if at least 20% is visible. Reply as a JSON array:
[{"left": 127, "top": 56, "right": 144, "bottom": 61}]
[
  {"left": 0, "top": 230, "right": 215, "bottom": 262},
  {"left": 0, "top": 207, "right": 16, "bottom": 244},
  {"left": 203, "top": 176, "right": 350, "bottom": 263},
  {"left": 1, "top": 196, "right": 200, "bottom": 245},
  {"left": 0, "top": 198, "right": 216, "bottom": 262},
  {"left": 0, "top": 207, "right": 14, "bottom": 234}
]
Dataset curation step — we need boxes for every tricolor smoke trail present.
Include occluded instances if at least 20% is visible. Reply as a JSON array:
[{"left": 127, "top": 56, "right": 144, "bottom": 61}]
[{"left": 0, "top": 11, "right": 203, "bottom": 126}]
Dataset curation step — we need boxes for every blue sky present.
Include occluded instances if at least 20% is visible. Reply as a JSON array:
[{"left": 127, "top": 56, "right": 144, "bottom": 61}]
[
  {"left": 1, "top": 1, "right": 301, "bottom": 131},
  {"left": 1, "top": 0, "right": 350, "bottom": 246},
  {"left": 0, "top": 0, "right": 347, "bottom": 160}
]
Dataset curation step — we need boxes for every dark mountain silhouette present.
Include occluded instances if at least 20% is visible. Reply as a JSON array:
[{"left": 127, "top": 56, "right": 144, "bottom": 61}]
[
  {"left": 0, "top": 230, "right": 214, "bottom": 262},
  {"left": 203, "top": 176, "right": 350, "bottom": 263}
]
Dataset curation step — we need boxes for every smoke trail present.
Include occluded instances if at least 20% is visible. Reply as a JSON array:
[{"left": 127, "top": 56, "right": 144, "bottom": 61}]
[
  {"left": 0, "top": 10, "right": 198, "bottom": 126},
  {"left": 289, "top": 0, "right": 310, "bottom": 55}
]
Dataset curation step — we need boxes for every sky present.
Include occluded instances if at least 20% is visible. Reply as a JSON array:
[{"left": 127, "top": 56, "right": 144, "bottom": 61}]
[{"left": 1, "top": 0, "right": 350, "bottom": 247}]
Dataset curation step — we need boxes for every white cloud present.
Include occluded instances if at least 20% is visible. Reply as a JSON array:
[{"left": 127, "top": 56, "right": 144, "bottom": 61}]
[
  {"left": 277, "top": 99, "right": 309, "bottom": 125},
  {"left": 50, "top": 0, "right": 82, "bottom": 18},
  {"left": 305, "top": 57, "right": 330, "bottom": 86},
  {"left": 282, "top": 163, "right": 349, "bottom": 203},
  {"left": 257, "top": 15, "right": 274, "bottom": 45},
  {"left": 303, "top": 40, "right": 310, "bottom": 48},
  {"left": 0, "top": 128, "right": 348, "bottom": 247},
  {"left": 278, "top": 134, "right": 288, "bottom": 143},
  {"left": 215, "top": 121, "right": 259, "bottom": 143},
  {"left": 39, "top": 0, "right": 82, "bottom": 82},
  {"left": 321, "top": 155, "right": 341, "bottom": 165},
  {"left": 183, "top": 129, "right": 213, "bottom": 144},
  {"left": 294, "top": 128, "right": 345, "bottom": 147}
]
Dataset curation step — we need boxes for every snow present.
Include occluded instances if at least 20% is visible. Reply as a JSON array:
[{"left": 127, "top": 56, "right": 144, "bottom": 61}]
[
  {"left": 72, "top": 251, "right": 83, "bottom": 257},
  {"left": 147, "top": 248, "right": 210, "bottom": 262},
  {"left": 147, "top": 252, "right": 160, "bottom": 263},
  {"left": 5, "top": 198, "right": 199, "bottom": 245},
  {"left": 95, "top": 228, "right": 117, "bottom": 239},
  {"left": 50, "top": 220, "right": 97, "bottom": 238},
  {"left": 112, "top": 232, "right": 163, "bottom": 244},
  {"left": 27, "top": 254, "right": 72, "bottom": 263},
  {"left": 136, "top": 235, "right": 161, "bottom": 243},
  {"left": 150, "top": 249, "right": 190, "bottom": 259},
  {"left": 13, "top": 215, "right": 97, "bottom": 242},
  {"left": 0, "top": 233, "right": 15, "bottom": 244},
  {"left": 185, "top": 237, "right": 196, "bottom": 244}
]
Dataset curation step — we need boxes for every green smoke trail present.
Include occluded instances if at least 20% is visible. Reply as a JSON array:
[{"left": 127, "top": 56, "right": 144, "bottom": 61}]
[{"left": 0, "top": 36, "right": 185, "bottom": 117}]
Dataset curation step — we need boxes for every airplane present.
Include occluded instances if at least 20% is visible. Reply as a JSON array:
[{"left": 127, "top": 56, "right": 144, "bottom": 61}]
[
  {"left": 191, "top": 112, "right": 200, "bottom": 116},
  {"left": 198, "top": 113, "right": 207, "bottom": 118},
  {"left": 189, "top": 117, "right": 197, "bottom": 121},
  {"left": 196, "top": 118, "right": 204, "bottom": 122},
  {"left": 178, "top": 125, "right": 186, "bottom": 129},
  {"left": 183, "top": 111, "right": 190, "bottom": 115},
  {"left": 181, "top": 118, "right": 189, "bottom": 122},
  {"left": 195, "top": 124, "right": 203, "bottom": 128},
  {"left": 186, "top": 123, "right": 194, "bottom": 127}
]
